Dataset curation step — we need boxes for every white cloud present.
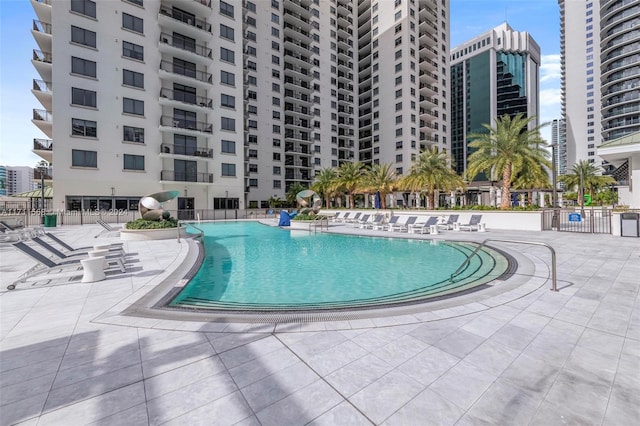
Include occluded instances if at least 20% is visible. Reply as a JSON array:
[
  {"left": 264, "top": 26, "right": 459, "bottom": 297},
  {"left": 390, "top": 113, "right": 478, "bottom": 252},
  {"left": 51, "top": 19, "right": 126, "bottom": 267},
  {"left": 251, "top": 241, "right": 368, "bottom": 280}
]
[{"left": 540, "top": 54, "right": 561, "bottom": 83}]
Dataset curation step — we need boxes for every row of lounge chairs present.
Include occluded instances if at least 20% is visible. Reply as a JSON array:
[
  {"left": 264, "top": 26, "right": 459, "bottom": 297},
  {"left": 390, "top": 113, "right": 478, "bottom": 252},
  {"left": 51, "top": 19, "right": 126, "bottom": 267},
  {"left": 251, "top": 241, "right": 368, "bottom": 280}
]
[
  {"left": 5, "top": 227, "right": 128, "bottom": 290},
  {"left": 332, "top": 212, "right": 485, "bottom": 233}
]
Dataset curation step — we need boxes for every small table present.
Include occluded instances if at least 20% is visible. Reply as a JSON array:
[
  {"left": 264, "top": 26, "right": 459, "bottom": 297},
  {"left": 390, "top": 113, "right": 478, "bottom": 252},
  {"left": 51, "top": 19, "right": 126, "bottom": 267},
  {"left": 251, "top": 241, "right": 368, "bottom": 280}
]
[
  {"left": 478, "top": 223, "right": 487, "bottom": 232},
  {"left": 81, "top": 257, "right": 106, "bottom": 283},
  {"left": 452, "top": 222, "right": 461, "bottom": 231},
  {"left": 88, "top": 249, "right": 110, "bottom": 268},
  {"left": 429, "top": 225, "right": 439, "bottom": 235}
]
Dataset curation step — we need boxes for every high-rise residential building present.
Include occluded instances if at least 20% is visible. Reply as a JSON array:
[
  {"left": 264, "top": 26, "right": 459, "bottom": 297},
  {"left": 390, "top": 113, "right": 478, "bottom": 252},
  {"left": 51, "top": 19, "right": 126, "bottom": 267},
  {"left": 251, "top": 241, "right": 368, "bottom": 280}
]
[
  {"left": 600, "top": 0, "right": 640, "bottom": 142},
  {"left": 449, "top": 23, "right": 540, "bottom": 176},
  {"left": 558, "top": 0, "right": 603, "bottom": 169},
  {"left": 1, "top": 167, "right": 38, "bottom": 195},
  {"left": 30, "top": 0, "right": 450, "bottom": 213},
  {"left": 551, "top": 118, "right": 567, "bottom": 189}
]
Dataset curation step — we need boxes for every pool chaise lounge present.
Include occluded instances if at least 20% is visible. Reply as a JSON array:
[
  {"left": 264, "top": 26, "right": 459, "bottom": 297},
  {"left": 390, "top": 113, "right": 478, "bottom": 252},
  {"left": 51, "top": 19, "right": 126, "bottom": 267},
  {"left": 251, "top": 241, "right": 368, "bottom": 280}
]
[
  {"left": 408, "top": 216, "right": 440, "bottom": 234},
  {"left": 438, "top": 214, "right": 459, "bottom": 230},
  {"left": 459, "top": 214, "right": 484, "bottom": 231}
]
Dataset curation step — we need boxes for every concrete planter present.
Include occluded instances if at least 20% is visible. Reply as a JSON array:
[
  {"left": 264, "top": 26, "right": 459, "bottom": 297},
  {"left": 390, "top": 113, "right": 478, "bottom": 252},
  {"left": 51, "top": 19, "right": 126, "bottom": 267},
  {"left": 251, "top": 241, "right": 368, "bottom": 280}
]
[
  {"left": 287, "top": 220, "right": 316, "bottom": 230},
  {"left": 120, "top": 227, "right": 188, "bottom": 241}
]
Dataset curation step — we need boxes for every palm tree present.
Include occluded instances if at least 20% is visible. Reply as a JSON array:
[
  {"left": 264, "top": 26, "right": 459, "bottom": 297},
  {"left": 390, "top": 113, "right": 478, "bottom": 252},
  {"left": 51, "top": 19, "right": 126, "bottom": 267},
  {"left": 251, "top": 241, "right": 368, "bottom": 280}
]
[
  {"left": 559, "top": 160, "right": 615, "bottom": 210},
  {"left": 467, "top": 113, "right": 550, "bottom": 209},
  {"left": 511, "top": 156, "right": 552, "bottom": 206},
  {"left": 285, "top": 182, "right": 306, "bottom": 207},
  {"left": 400, "top": 147, "right": 464, "bottom": 209},
  {"left": 361, "top": 163, "right": 397, "bottom": 209},
  {"left": 311, "top": 168, "right": 339, "bottom": 209},
  {"left": 337, "top": 162, "right": 366, "bottom": 209}
]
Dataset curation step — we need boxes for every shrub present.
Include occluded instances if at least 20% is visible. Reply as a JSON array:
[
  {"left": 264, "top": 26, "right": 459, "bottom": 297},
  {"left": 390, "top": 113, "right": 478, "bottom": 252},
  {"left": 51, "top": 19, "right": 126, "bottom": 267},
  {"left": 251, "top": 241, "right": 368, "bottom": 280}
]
[
  {"left": 293, "top": 213, "right": 317, "bottom": 221},
  {"left": 125, "top": 218, "right": 178, "bottom": 230}
]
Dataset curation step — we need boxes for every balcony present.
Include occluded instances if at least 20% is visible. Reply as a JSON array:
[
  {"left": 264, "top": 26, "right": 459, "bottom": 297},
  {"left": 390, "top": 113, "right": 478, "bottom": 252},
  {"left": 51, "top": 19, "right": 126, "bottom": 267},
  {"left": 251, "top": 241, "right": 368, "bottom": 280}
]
[
  {"left": 33, "top": 138, "right": 53, "bottom": 163},
  {"left": 32, "top": 49, "right": 52, "bottom": 81},
  {"left": 160, "top": 143, "right": 213, "bottom": 158},
  {"left": 159, "top": 33, "right": 212, "bottom": 63},
  {"left": 32, "top": 109, "right": 52, "bottom": 138},
  {"left": 32, "top": 79, "right": 52, "bottom": 110},
  {"left": 159, "top": 60, "right": 212, "bottom": 87},
  {"left": 158, "top": 5, "right": 211, "bottom": 36},
  {"left": 31, "top": 0, "right": 51, "bottom": 24},
  {"left": 159, "top": 87, "right": 213, "bottom": 110},
  {"left": 160, "top": 170, "right": 213, "bottom": 183},
  {"left": 32, "top": 19, "right": 52, "bottom": 52},
  {"left": 34, "top": 169, "right": 53, "bottom": 181},
  {"left": 160, "top": 115, "right": 213, "bottom": 134}
]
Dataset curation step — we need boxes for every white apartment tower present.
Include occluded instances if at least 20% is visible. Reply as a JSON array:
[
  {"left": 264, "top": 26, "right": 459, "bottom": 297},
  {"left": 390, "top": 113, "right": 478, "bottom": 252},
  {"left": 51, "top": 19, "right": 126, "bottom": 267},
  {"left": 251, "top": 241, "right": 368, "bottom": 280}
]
[
  {"left": 558, "top": 0, "right": 603, "bottom": 168},
  {"left": 30, "top": 0, "right": 450, "bottom": 212},
  {"left": 450, "top": 23, "right": 541, "bottom": 175},
  {"left": 551, "top": 118, "right": 568, "bottom": 178}
]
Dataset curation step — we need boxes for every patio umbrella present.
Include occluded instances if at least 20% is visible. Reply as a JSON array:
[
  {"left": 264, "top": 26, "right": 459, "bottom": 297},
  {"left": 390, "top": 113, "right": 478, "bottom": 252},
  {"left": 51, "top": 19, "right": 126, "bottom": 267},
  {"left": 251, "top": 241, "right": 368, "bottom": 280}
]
[{"left": 375, "top": 191, "right": 382, "bottom": 209}]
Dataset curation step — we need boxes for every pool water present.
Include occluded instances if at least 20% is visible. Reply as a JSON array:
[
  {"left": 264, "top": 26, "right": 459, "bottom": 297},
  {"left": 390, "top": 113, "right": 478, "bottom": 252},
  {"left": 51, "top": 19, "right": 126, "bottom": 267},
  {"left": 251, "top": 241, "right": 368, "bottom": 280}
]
[{"left": 170, "top": 221, "right": 510, "bottom": 311}]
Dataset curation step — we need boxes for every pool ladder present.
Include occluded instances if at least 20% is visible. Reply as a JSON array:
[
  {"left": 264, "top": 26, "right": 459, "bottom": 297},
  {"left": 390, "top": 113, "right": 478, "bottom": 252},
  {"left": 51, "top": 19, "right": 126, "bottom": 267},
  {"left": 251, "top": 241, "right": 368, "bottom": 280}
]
[
  {"left": 449, "top": 238, "right": 558, "bottom": 292},
  {"left": 310, "top": 215, "right": 330, "bottom": 233}
]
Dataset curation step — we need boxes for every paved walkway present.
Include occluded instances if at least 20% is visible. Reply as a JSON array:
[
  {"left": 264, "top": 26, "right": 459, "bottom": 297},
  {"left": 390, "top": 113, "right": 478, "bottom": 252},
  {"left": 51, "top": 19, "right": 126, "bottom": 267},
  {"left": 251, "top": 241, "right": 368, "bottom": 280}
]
[{"left": 0, "top": 223, "right": 639, "bottom": 425}]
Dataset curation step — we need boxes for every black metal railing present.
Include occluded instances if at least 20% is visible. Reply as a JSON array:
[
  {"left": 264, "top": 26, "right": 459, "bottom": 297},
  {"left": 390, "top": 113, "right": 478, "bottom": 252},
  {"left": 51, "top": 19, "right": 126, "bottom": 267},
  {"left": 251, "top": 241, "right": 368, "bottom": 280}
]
[
  {"left": 33, "top": 19, "right": 52, "bottom": 34},
  {"left": 160, "top": 170, "right": 213, "bottom": 183},
  {"left": 159, "top": 88, "right": 213, "bottom": 108},
  {"left": 33, "top": 49, "right": 52, "bottom": 63},
  {"left": 160, "top": 33, "right": 212, "bottom": 59},
  {"left": 160, "top": 143, "right": 213, "bottom": 158},
  {"left": 33, "top": 109, "right": 52, "bottom": 121},
  {"left": 33, "top": 138, "right": 52, "bottom": 151},
  {"left": 33, "top": 79, "right": 51, "bottom": 92},
  {"left": 158, "top": 6, "right": 211, "bottom": 32},
  {"left": 160, "top": 115, "right": 213, "bottom": 133},
  {"left": 159, "top": 60, "right": 212, "bottom": 84}
]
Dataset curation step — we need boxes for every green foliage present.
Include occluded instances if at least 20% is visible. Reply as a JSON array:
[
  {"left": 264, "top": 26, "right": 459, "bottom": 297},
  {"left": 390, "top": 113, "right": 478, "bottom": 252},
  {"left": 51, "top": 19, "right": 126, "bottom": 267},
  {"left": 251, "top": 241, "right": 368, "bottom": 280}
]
[
  {"left": 125, "top": 218, "right": 178, "bottom": 229},
  {"left": 292, "top": 213, "right": 317, "bottom": 221},
  {"left": 162, "top": 211, "right": 171, "bottom": 220}
]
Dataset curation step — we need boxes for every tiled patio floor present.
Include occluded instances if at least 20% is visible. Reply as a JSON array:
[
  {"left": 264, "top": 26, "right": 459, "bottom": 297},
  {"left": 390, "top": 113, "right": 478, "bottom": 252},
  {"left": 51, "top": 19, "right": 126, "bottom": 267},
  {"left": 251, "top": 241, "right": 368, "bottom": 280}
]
[{"left": 1, "top": 222, "right": 638, "bottom": 425}]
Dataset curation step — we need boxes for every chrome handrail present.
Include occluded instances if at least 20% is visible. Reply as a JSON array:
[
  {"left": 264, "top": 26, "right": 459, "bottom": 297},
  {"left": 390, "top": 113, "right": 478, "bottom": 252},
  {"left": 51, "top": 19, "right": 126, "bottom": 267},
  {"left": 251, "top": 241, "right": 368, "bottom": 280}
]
[{"left": 449, "top": 238, "right": 558, "bottom": 292}]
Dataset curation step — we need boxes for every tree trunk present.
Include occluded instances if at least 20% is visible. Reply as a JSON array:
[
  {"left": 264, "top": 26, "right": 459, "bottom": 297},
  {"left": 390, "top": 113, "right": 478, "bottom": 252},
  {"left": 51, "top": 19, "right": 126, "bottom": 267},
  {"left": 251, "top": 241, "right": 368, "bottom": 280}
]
[
  {"left": 429, "top": 192, "right": 436, "bottom": 210},
  {"left": 348, "top": 193, "right": 354, "bottom": 209},
  {"left": 325, "top": 194, "right": 331, "bottom": 209},
  {"left": 500, "top": 164, "right": 512, "bottom": 209}
]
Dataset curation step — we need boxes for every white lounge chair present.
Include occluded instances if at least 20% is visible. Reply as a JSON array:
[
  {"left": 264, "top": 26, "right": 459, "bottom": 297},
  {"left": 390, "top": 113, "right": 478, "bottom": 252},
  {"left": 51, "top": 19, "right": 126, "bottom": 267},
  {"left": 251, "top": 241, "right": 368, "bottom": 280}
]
[
  {"left": 408, "top": 216, "right": 440, "bottom": 234},
  {"left": 390, "top": 216, "right": 417, "bottom": 232},
  {"left": 458, "top": 214, "right": 483, "bottom": 231}
]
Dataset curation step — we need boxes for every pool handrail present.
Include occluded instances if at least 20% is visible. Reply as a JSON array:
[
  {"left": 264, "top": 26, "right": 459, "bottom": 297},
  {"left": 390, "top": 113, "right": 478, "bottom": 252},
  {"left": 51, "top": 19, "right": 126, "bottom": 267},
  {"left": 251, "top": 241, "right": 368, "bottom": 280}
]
[{"left": 449, "top": 238, "right": 558, "bottom": 292}]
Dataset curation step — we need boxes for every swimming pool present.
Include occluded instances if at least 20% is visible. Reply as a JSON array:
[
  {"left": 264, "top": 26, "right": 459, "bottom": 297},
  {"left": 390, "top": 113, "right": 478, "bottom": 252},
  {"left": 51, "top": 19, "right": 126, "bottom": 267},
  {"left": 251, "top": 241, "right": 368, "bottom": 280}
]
[{"left": 170, "top": 222, "right": 512, "bottom": 311}]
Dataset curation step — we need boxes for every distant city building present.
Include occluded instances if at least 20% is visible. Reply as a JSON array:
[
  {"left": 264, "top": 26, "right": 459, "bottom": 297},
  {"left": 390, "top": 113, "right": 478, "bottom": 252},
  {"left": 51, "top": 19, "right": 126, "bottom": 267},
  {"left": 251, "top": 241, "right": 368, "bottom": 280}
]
[
  {"left": 449, "top": 23, "right": 541, "bottom": 176},
  {"left": 551, "top": 118, "right": 567, "bottom": 179},
  {"left": 1, "top": 166, "right": 37, "bottom": 195},
  {"left": 0, "top": 166, "right": 6, "bottom": 196},
  {"left": 30, "top": 0, "right": 450, "bottom": 212}
]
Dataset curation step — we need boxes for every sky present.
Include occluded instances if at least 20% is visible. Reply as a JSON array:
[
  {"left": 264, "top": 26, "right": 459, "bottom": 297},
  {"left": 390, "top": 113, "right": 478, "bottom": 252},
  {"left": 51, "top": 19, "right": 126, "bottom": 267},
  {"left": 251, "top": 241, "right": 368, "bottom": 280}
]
[{"left": 0, "top": 0, "right": 561, "bottom": 167}]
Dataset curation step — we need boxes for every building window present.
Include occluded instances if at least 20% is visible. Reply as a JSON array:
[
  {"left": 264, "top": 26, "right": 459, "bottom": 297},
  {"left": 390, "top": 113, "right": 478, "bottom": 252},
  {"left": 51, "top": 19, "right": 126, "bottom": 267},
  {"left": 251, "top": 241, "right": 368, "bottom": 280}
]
[
  {"left": 273, "top": 125, "right": 280, "bottom": 133},
  {"left": 122, "top": 13, "right": 143, "bottom": 33},
  {"left": 123, "top": 126, "right": 144, "bottom": 143},
  {"left": 71, "top": 57, "right": 96, "bottom": 77},
  {"left": 248, "top": 120, "right": 257, "bottom": 129},
  {"left": 247, "top": 75, "right": 257, "bottom": 85},
  {"left": 123, "top": 154, "right": 144, "bottom": 170},
  {"left": 246, "top": 45, "right": 256, "bottom": 56},
  {"left": 247, "top": 105, "right": 257, "bottom": 114},
  {"left": 221, "top": 163, "right": 236, "bottom": 176},
  {"left": 273, "top": 138, "right": 281, "bottom": 146},
  {"left": 221, "top": 117, "right": 235, "bottom": 131},
  {"left": 71, "top": 87, "right": 97, "bottom": 107},
  {"left": 396, "top": 128, "right": 403, "bottom": 136},
  {"left": 221, "top": 94, "right": 235, "bottom": 108},
  {"left": 273, "top": 166, "right": 281, "bottom": 175},
  {"left": 123, "top": 69, "right": 144, "bottom": 88},
  {"left": 248, "top": 149, "right": 258, "bottom": 158},
  {"left": 72, "top": 118, "right": 97, "bottom": 137},
  {"left": 273, "top": 152, "right": 281, "bottom": 160},
  {"left": 122, "top": 41, "right": 143, "bottom": 60},
  {"left": 72, "top": 149, "right": 97, "bottom": 167},
  {"left": 220, "top": 1, "right": 234, "bottom": 17},
  {"left": 71, "top": 0, "right": 96, "bottom": 18},
  {"left": 246, "top": 1, "right": 256, "bottom": 12},
  {"left": 273, "top": 180, "right": 281, "bottom": 189},
  {"left": 248, "top": 135, "right": 257, "bottom": 143},
  {"left": 247, "top": 90, "right": 257, "bottom": 100},
  {"left": 220, "top": 47, "right": 235, "bottom": 64},
  {"left": 249, "top": 164, "right": 258, "bottom": 173},
  {"left": 220, "top": 24, "right": 234, "bottom": 41},
  {"left": 71, "top": 26, "right": 96, "bottom": 48},
  {"left": 246, "top": 16, "right": 256, "bottom": 26},
  {"left": 221, "top": 140, "right": 235, "bottom": 153},
  {"left": 220, "top": 70, "right": 235, "bottom": 86},
  {"left": 249, "top": 179, "right": 258, "bottom": 187},
  {"left": 124, "top": 0, "right": 143, "bottom": 5},
  {"left": 122, "top": 98, "right": 143, "bottom": 115}
]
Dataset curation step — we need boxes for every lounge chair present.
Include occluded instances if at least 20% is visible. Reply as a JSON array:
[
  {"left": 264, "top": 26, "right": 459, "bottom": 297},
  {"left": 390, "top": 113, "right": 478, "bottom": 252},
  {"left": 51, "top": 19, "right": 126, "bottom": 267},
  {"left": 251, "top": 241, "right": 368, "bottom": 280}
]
[
  {"left": 458, "top": 214, "right": 483, "bottom": 231},
  {"left": 408, "top": 216, "right": 440, "bottom": 234},
  {"left": 331, "top": 212, "right": 345, "bottom": 222},
  {"left": 345, "top": 212, "right": 362, "bottom": 224},
  {"left": 9, "top": 242, "right": 125, "bottom": 289},
  {"left": 43, "top": 232, "right": 124, "bottom": 255},
  {"left": 0, "top": 221, "right": 15, "bottom": 231},
  {"left": 389, "top": 216, "right": 417, "bottom": 232},
  {"left": 352, "top": 214, "right": 369, "bottom": 227},
  {"left": 437, "top": 214, "right": 459, "bottom": 230},
  {"left": 336, "top": 212, "right": 351, "bottom": 223},
  {"left": 364, "top": 214, "right": 384, "bottom": 229},
  {"left": 96, "top": 219, "right": 115, "bottom": 231},
  {"left": 31, "top": 237, "right": 125, "bottom": 265},
  {"left": 378, "top": 215, "right": 399, "bottom": 231}
]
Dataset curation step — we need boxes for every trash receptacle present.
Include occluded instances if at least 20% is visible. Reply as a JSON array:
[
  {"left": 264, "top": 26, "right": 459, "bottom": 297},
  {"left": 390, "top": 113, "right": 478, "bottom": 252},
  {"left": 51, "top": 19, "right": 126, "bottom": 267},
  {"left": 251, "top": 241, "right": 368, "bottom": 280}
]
[
  {"left": 620, "top": 213, "right": 639, "bottom": 237},
  {"left": 44, "top": 214, "right": 57, "bottom": 228}
]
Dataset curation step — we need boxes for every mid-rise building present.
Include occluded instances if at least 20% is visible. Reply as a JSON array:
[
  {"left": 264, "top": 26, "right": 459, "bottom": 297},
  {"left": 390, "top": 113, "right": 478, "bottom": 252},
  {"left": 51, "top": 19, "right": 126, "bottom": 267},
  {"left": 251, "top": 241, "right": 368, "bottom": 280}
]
[
  {"left": 1, "top": 166, "right": 38, "bottom": 195},
  {"left": 450, "top": 23, "right": 540, "bottom": 175},
  {"left": 30, "top": 0, "right": 450, "bottom": 212},
  {"left": 558, "top": 0, "right": 603, "bottom": 169},
  {"left": 551, "top": 118, "right": 567, "bottom": 179}
]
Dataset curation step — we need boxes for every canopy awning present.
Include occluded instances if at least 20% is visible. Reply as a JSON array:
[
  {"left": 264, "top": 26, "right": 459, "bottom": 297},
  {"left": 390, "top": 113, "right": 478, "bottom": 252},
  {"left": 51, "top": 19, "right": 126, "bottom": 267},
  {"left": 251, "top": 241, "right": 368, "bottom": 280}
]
[{"left": 12, "top": 186, "right": 53, "bottom": 198}]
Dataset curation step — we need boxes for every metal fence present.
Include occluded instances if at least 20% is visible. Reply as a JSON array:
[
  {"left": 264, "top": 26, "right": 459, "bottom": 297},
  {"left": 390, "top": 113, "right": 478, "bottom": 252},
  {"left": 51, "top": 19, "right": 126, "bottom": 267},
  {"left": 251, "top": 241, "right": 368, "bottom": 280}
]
[{"left": 542, "top": 208, "right": 612, "bottom": 234}]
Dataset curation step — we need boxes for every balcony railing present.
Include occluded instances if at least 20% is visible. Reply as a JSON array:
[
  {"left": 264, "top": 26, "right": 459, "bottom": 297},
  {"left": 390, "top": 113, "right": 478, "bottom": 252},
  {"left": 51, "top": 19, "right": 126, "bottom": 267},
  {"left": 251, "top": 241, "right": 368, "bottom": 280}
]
[
  {"left": 161, "top": 143, "right": 213, "bottom": 158},
  {"left": 33, "top": 19, "right": 52, "bottom": 34},
  {"left": 160, "top": 115, "right": 213, "bottom": 133},
  {"left": 160, "top": 88, "right": 213, "bottom": 108},
  {"left": 161, "top": 170, "right": 213, "bottom": 183},
  {"left": 160, "top": 33, "right": 212, "bottom": 59},
  {"left": 33, "top": 109, "right": 52, "bottom": 121},
  {"left": 33, "top": 49, "right": 52, "bottom": 63},
  {"left": 159, "top": 60, "right": 212, "bottom": 84},
  {"left": 34, "top": 0, "right": 51, "bottom": 5},
  {"left": 33, "top": 79, "right": 52, "bottom": 92},
  {"left": 192, "top": 0, "right": 211, "bottom": 8},
  {"left": 34, "top": 170, "right": 53, "bottom": 180},
  {"left": 33, "top": 138, "right": 52, "bottom": 151},
  {"left": 159, "top": 6, "right": 211, "bottom": 32}
]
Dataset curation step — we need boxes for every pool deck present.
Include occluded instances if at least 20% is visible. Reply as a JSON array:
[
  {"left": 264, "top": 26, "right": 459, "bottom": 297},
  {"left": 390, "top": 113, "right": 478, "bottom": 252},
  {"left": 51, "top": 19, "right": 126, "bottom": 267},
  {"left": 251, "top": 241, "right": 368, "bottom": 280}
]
[{"left": 1, "top": 222, "right": 639, "bottom": 425}]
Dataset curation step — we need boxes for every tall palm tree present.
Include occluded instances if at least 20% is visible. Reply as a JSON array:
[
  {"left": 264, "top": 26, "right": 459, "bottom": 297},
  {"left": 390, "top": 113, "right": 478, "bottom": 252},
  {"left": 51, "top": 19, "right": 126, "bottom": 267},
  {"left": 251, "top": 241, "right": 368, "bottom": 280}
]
[
  {"left": 467, "top": 113, "right": 550, "bottom": 209},
  {"left": 362, "top": 163, "right": 397, "bottom": 209},
  {"left": 311, "top": 167, "right": 339, "bottom": 209},
  {"left": 511, "top": 156, "right": 552, "bottom": 206},
  {"left": 337, "top": 162, "right": 366, "bottom": 209},
  {"left": 286, "top": 182, "right": 306, "bottom": 207},
  {"left": 400, "top": 147, "right": 464, "bottom": 209},
  {"left": 559, "top": 160, "right": 615, "bottom": 209}
]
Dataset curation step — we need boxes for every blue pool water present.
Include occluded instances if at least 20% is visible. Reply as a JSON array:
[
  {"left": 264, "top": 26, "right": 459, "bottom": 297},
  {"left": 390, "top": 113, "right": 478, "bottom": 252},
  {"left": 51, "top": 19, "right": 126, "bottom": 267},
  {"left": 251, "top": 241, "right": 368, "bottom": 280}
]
[{"left": 170, "top": 222, "right": 510, "bottom": 311}]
